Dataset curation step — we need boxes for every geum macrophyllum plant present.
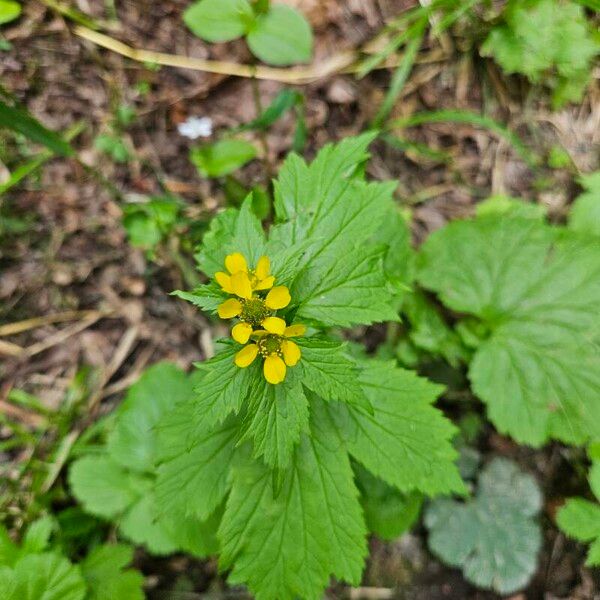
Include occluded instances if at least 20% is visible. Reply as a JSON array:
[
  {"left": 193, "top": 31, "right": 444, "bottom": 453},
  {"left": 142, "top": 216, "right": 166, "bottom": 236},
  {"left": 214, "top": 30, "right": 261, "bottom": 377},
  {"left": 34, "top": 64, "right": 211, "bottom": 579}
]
[{"left": 163, "top": 134, "right": 465, "bottom": 600}]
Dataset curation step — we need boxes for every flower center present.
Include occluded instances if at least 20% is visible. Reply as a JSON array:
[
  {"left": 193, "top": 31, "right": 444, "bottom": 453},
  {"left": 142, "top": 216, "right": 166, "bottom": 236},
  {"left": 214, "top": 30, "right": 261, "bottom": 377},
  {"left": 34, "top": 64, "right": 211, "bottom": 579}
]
[
  {"left": 258, "top": 334, "right": 282, "bottom": 357},
  {"left": 240, "top": 297, "right": 271, "bottom": 327}
]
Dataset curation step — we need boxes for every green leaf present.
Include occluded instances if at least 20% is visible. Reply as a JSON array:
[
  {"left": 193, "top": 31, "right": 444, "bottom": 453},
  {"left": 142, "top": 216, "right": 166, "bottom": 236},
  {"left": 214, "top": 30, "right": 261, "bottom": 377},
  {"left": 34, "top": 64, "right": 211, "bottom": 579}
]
[
  {"left": 557, "top": 461, "right": 600, "bottom": 566},
  {"left": 270, "top": 134, "right": 402, "bottom": 325},
  {"left": 0, "top": 526, "right": 18, "bottom": 566},
  {"left": 247, "top": 4, "right": 313, "bottom": 66},
  {"left": 183, "top": 0, "right": 254, "bottom": 42},
  {"left": 239, "top": 373, "right": 309, "bottom": 470},
  {"left": 122, "top": 197, "right": 180, "bottom": 249},
  {"left": 475, "top": 195, "right": 547, "bottom": 221},
  {"left": 295, "top": 244, "right": 400, "bottom": 327},
  {"left": 418, "top": 215, "right": 600, "bottom": 446},
  {"left": 354, "top": 464, "right": 422, "bottom": 541},
  {"left": 0, "top": 100, "right": 73, "bottom": 157},
  {"left": 172, "top": 283, "right": 226, "bottom": 313},
  {"left": 329, "top": 361, "right": 465, "bottom": 496},
  {"left": 296, "top": 338, "right": 370, "bottom": 410},
  {"left": 69, "top": 455, "right": 145, "bottom": 520},
  {"left": 569, "top": 171, "right": 600, "bottom": 237},
  {"left": 403, "top": 290, "right": 468, "bottom": 366},
  {"left": 108, "top": 362, "right": 193, "bottom": 473},
  {"left": 0, "top": 0, "right": 21, "bottom": 26},
  {"left": 69, "top": 455, "right": 178, "bottom": 555},
  {"left": 191, "top": 139, "right": 257, "bottom": 178},
  {"left": 480, "top": 0, "right": 598, "bottom": 107},
  {"left": 219, "top": 404, "right": 367, "bottom": 600},
  {"left": 118, "top": 494, "right": 178, "bottom": 555},
  {"left": 240, "top": 89, "right": 303, "bottom": 131},
  {"left": 94, "top": 133, "right": 131, "bottom": 163},
  {"left": 195, "top": 196, "right": 266, "bottom": 277},
  {"left": 21, "top": 517, "right": 53, "bottom": 555},
  {"left": 155, "top": 413, "right": 238, "bottom": 521},
  {"left": 81, "top": 545, "right": 144, "bottom": 600},
  {"left": 425, "top": 458, "right": 542, "bottom": 595},
  {"left": 186, "top": 345, "right": 261, "bottom": 429},
  {"left": 0, "top": 553, "right": 86, "bottom": 600}
]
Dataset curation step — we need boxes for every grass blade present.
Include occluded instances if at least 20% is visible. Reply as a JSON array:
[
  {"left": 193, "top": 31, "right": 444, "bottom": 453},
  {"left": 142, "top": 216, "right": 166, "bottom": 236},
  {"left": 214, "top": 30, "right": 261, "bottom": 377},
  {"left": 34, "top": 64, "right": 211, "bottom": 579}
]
[
  {"left": 390, "top": 109, "right": 538, "bottom": 166},
  {"left": 371, "top": 18, "right": 426, "bottom": 129},
  {"left": 0, "top": 100, "right": 74, "bottom": 157}
]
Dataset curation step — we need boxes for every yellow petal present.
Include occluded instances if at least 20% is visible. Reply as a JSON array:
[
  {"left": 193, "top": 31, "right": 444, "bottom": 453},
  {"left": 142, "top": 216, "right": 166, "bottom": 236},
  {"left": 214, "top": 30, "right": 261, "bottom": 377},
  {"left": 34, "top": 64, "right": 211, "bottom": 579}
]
[
  {"left": 265, "top": 286, "right": 291, "bottom": 310},
  {"left": 232, "top": 322, "right": 253, "bottom": 344},
  {"left": 255, "top": 255, "right": 270, "bottom": 280},
  {"left": 262, "top": 316, "right": 286, "bottom": 335},
  {"left": 254, "top": 275, "right": 275, "bottom": 291},
  {"left": 284, "top": 324, "right": 306, "bottom": 338},
  {"left": 252, "top": 329, "right": 269, "bottom": 339},
  {"left": 264, "top": 354, "right": 286, "bottom": 384},
  {"left": 225, "top": 252, "right": 248, "bottom": 275},
  {"left": 215, "top": 271, "right": 234, "bottom": 293},
  {"left": 235, "top": 344, "right": 259, "bottom": 368},
  {"left": 282, "top": 340, "right": 301, "bottom": 366},
  {"left": 230, "top": 271, "right": 253, "bottom": 300},
  {"left": 218, "top": 298, "right": 242, "bottom": 319}
]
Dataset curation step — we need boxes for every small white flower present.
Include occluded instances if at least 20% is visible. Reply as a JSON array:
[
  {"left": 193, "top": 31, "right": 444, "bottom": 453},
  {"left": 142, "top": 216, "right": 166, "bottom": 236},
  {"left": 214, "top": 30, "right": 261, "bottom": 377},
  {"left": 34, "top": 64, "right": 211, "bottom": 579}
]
[{"left": 177, "top": 116, "right": 213, "bottom": 140}]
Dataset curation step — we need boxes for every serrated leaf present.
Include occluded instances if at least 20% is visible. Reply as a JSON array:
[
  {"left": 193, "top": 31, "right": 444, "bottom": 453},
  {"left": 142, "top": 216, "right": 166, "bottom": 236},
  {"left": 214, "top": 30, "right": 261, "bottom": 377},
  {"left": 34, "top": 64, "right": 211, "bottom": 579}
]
[
  {"left": 329, "top": 361, "right": 465, "bottom": 496},
  {"left": 219, "top": 403, "right": 367, "bottom": 600},
  {"left": 81, "top": 544, "right": 144, "bottom": 600},
  {"left": 295, "top": 245, "right": 399, "bottom": 327},
  {"left": 569, "top": 171, "right": 600, "bottom": 237},
  {"left": 0, "top": 553, "right": 86, "bottom": 600},
  {"left": 184, "top": 0, "right": 254, "bottom": 42},
  {"left": 425, "top": 458, "right": 542, "bottom": 595},
  {"left": 155, "top": 413, "right": 238, "bottom": 521},
  {"left": 108, "top": 362, "right": 193, "bottom": 473},
  {"left": 187, "top": 345, "right": 261, "bottom": 429},
  {"left": 171, "top": 283, "right": 226, "bottom": 314},
  {"left": 418, "top": 216, "right": 600, "bottom": 446},
  {"left": 296, "top": 338, "right": 370, "bottom": 410},
  {"left": 196, "top": 196, "right": 266, "bottom": 277},
  {"left": 247, "top": 5, "right": 313, "bottom": 66},
  {"left": 239, "top": 374, "right": 309, "bottom": 470}
]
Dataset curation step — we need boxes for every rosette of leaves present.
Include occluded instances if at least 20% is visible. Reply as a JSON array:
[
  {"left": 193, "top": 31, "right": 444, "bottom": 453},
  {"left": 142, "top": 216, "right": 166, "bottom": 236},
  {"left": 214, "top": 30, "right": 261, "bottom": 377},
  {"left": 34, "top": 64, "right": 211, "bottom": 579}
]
[
  {"left": 183, "top": 0, "right": 313, "bottom": 66},
  {"left": 0, "top": 517, "right": 143, "bottom": 600},
  {"left": 425, "top": 458, "right": 543, "bottom": 595},
  {"left": 417, "top": 211, "right": 600, "bottom": 447},
  {"left": 557, "top": 458, "right": 600, "bottom": 566},
  {"left": 162, "top": 134, "right": 466, "bottom": 599},
  {"left": 69, "top": 363, "right": 219, "bottom": 557},
  {"left": 481, "top": 0, "right": 599, "bottom": 107}
]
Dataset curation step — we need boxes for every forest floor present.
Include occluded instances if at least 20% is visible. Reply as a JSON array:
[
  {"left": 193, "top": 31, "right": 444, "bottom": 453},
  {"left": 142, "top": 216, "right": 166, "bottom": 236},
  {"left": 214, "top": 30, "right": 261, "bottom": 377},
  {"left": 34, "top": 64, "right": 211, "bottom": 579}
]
[{"left": 1, "top": 0, "right": 599, "bottom": 598}]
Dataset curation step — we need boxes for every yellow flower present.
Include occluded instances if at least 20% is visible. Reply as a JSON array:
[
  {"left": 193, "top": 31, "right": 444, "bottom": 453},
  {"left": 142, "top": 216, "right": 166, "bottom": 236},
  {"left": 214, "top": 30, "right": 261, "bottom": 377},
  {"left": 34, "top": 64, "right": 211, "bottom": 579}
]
[
  {"left": 234, "top": 323, "right": 306, "bottom": 385},
  {"left": 215, "top": 253, "right": 275, "bottom": 299}
]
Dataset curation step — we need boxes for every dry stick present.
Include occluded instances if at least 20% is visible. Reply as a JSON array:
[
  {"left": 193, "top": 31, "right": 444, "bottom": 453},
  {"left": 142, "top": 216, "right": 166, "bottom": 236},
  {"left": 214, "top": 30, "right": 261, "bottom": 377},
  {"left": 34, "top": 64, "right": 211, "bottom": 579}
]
[
  {"left": 0, "top": 309, "right": 110, "bottom": 337},
  {"left": 73, "top": 25, "right": 448, "bottom": 83},
  {"left": 0, "top": 339, "right": 24, "bottom": 357},
  {"left": 74, "top": 26, "right": 356, "bottom": 84},
  {"left": 22, "top": 314, "right": 105, "bottom": 358},
  {"left": 40, "top": 325, "right": 140, "bottom": 493}
]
